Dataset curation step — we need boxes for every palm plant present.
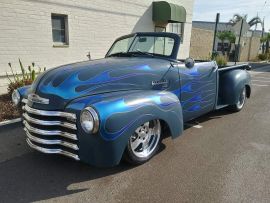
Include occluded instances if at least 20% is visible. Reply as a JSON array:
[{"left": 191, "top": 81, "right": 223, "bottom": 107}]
[
  {"left": 229, "top": 14, "right": 262, "bottom": 28},
  {"left": 229, "top": 14, "right": 247, "bottom": 24}
]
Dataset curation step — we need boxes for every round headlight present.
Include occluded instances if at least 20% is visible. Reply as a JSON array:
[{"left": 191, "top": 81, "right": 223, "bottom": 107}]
[
  {"left": 12, "top": 90, "right": 21, "bottom": 106},
  {"left": 80, "top": 107, "right": 99, "bottom": 134}
]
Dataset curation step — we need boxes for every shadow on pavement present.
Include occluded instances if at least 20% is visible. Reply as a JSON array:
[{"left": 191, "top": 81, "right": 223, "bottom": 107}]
[
  {"left": 184, "top": 108, "right": 234, "bottom": 130},
  {"left": 0, "top": 151, "right": 134, "bottom": 202},
  {"left": 0, "top": 108, "right": 233, "bottom": 202}
]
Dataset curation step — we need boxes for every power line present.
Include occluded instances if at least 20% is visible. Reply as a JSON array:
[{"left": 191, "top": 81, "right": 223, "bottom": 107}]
[{"left": 260, "top": 0, "right": 268, "bottom": 12}]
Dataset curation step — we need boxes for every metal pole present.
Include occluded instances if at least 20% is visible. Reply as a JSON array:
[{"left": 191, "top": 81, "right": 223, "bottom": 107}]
[
  {"left": 235, "top": 18, "right": 244, "bottom": 64},
  {"left": 212, "top": 13, "right": 220, "bottom": 60}
]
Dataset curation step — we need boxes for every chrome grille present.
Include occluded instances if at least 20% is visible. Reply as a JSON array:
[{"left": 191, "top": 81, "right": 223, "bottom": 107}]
[{"left": 22, "top": 100, "right": 79, "bottom": 161}]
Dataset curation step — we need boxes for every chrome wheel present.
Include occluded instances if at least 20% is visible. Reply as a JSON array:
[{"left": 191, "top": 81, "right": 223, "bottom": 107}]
[
  {"left": 236, "top": 88, "right": 246, "bottom": 109},
  {"left": 129, "top": 120, "right": 161, "bottom": 159}
]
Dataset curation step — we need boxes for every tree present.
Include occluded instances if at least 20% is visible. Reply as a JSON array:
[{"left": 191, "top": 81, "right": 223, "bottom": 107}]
[
  {"left": 266, "top": 33, "right": 270, "bottom": 54},
  {"left": 260, "top": 33, "right": 270, "bottom": 54},
  {"left": 216, "top": 31, "right": 236, "bottom": 56},
  {"left": 260, "top": 36, "right": 267, "bottom": 54}
]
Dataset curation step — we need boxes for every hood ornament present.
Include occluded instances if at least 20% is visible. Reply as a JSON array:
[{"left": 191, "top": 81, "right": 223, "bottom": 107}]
[{"left": 28, "top": 93, "right": 49, "bottom": 105}]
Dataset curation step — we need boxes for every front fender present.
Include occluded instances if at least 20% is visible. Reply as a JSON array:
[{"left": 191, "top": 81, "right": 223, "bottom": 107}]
[
  {"left": 66, "top": 90, "right": 183, "bottom": 167},
  {"left": 219, "top": 70, "right": 251, "bottom": 105}
]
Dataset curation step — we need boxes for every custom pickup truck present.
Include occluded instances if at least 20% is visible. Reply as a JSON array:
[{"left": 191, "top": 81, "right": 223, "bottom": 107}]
[{"left": 13, "top": 32, "right": 251, "bottom": 167}]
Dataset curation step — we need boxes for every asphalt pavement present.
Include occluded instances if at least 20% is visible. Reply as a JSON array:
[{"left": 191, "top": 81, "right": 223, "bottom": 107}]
[{"left": 0, "top": 65, "right": 270, "bottom": 203}]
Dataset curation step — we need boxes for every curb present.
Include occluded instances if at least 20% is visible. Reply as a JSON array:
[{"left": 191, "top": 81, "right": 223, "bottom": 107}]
[{"left": 0, "top": 118, "right": 21, "bottom": 127}]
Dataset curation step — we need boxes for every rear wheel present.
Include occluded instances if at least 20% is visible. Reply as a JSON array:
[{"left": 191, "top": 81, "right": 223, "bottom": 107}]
[
  {"left": 124, "top": 119, "right": 161, "bottom": 165},
  {"left": 229, "top": 87, "right": 247, "bottom": 112}
]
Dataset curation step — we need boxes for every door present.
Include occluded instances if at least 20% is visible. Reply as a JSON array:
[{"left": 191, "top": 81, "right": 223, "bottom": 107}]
[{"left": 178, "top": 62, "right": 217, "bottom": 122}]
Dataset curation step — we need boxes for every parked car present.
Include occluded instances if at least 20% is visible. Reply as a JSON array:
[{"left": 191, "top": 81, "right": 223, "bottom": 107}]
[{"left": 13, "top": 32, "right": 251, "bottom": 167}]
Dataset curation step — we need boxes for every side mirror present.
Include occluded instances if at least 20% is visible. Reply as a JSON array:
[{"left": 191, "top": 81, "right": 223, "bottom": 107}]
[{"left": 185, "top": 58, "right": 195, "bottom": 69}]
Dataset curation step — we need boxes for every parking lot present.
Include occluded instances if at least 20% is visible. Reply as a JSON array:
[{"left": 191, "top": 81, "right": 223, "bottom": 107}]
[{"left": 0, "top": 65, "right": 270, "bottom": 203}]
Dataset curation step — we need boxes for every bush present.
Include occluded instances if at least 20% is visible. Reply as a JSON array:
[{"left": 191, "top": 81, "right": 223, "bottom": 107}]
[
  {"left": 6, "top": 59, "right": 46, "bottom": 96},
  {"left": 215, "top": 55, "right": 228, "bottom": 66},
  {"left": 257, "top": 53, "right": 268, "bottom": 61}
]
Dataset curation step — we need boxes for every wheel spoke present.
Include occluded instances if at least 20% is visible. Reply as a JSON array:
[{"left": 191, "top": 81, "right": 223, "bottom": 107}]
[
  {"left": 142, "top": 141, "right": 148, "bottom": 150},
  {"left": 131, "top": 138, "right": 141, "bottom": 150},
  {"left": 144, "top": 122, "right": 150, "bottom": 128}
]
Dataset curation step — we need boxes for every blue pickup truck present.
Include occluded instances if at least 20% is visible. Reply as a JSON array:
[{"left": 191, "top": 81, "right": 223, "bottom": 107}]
[{"left": 13, "top": 32, "right": 251, "bottom": 167}]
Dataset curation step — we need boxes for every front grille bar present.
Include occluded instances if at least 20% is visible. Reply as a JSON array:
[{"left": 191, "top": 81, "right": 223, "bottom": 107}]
[
  {"left": 23, "top": 113, "right": 77, "bottom": 130},
  {"left": 24, "top": 129, "right": 79, "bottom": 150},
  {"left": 23, "top": 105, "right": 76, "bottom": 121},
  {"left": 23, "top": 120, "right": 78, "bottom": 141},
  {"left": 26, "top": 138, "right": 80, "bottom": 161}
]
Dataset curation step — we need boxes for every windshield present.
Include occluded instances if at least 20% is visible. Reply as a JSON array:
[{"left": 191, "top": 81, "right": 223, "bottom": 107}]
[{"left": 107, "top": 35, "right": 175, "bottom": 57}]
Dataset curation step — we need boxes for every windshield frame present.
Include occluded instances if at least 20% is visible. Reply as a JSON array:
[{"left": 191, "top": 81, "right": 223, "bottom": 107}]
[{"left": 105, "top": 32, "right": 180, "bottom": 60}]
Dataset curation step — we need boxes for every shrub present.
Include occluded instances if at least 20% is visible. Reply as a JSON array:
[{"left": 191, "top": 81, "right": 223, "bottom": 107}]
[
  {"left": 257, "top": 53, "right": 268, "bottom": 61},
  {"left": 6, "top": 59, "right": 46, "bottom": 96},
  {"left": 215, "top": 55, "right": 228, "bottom": 66}
]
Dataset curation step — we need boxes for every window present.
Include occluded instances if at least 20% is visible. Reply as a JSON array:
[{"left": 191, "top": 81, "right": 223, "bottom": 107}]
[
  {"left": 169, "top": 23, "right": 184, "bottom": 43},
  {"left": 217, "top": 42, "right": 229, "bottom": 52},
  {"left": 51, "top": 14, "right": 68, "bottom": 45}
]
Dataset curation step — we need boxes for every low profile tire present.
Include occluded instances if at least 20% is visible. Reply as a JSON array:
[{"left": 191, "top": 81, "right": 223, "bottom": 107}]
[
  {"left": 229, "top": 87, "right": 247, "bottom": 112},
  {"left": 124, "top": 119, "right": 161, "bottom": 165}
]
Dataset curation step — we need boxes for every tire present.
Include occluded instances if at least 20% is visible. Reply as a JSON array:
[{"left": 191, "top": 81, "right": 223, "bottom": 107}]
[
  {"left": 229, "top": 87, "right": 247, "bottom": 112},
  {"left": 124, "top": 119, "right": 161, "bottom": 165}
]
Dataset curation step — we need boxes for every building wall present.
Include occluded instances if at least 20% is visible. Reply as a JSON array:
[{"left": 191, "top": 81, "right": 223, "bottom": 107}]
[
  {"left": 239, "top": 36, "right": 261, "bottom": 61},
  {"left": 190, "top": 26, "right": 261, "bottom": 62},
  {"left": 190, "top": 27, "right": 214, "bottom": 60},
  {"left": 0, "top": 0, "right": 194, "bottom": 94}
]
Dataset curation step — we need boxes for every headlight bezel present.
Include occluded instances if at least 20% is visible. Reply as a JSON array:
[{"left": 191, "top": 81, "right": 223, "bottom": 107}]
[
  {"left": 80, "top": 107, "right": 99, "bottom": 134},
  {"left": 12, "top": 90, "right": 21, "bottom": 106}
]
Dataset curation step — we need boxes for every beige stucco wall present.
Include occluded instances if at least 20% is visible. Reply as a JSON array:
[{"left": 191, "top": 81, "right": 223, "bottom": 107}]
[
  {"left": 239, "top": 36, "right": 261, "bottom": 61},
  {"left": 190, "top": 27, "right": 261, "bottom": 62},
  {"left": 0, "top": 0, "right": 194, "bottom": 94},
  {"left": 189, "top": 27, "right": 214, "bottom": 60}
]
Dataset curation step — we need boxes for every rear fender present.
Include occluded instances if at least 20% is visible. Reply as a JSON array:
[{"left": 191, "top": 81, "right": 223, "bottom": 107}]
[{"left": 219, "top": 69, "right": 251, "bottom": 105}]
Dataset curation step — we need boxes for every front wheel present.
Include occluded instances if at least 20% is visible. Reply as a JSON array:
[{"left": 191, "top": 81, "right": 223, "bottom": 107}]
[
  {"left": 124, "top": 119, "right": 161, "bottom": 165},
  {"left": 229, "top": 87, "right": 247, "bottom": 112}
]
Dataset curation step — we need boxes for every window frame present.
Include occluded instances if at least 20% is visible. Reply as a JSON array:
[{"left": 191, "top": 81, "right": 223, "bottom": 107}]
[
  {"left": 51, "top": 13, "right": 69, "bottom": 47},
  {"left": 169, "top": 22, "right": 185, "bottom": 43}
]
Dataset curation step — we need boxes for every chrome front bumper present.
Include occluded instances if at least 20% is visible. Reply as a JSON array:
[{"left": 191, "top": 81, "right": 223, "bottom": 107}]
[{"left": 22, "top": 99, "right": 80, "bottom": 161}]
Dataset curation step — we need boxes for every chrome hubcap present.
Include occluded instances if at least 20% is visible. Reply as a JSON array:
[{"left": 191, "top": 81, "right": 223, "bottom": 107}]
[
  {"left": 130, "top": 120, "right": 161, "bottom": 158},
  {"left": 237, "top": 88, "right": 246, "bottom": 109}
]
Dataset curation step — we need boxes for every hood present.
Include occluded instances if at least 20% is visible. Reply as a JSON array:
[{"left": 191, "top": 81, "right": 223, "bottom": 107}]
[{"left": 30, "top": 57, "right": 171, "bottom": 110}]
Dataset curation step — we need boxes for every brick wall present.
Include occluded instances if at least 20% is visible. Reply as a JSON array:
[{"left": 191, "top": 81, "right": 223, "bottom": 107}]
[{"left": 0, "top": 0, "right": 194, "bottom": 94}]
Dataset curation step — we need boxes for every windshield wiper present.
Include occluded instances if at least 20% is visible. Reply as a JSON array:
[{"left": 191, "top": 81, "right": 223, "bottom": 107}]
[
  {"left": 129, "top": 50, "right": 154, "bottom": 57},
  {"left": 107, "top": 52, "right": 131, "bottom": 57}
]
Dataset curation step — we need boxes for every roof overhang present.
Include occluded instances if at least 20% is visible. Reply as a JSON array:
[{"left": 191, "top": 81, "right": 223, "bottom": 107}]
[{"left": 152, "top": 1, "right": 186, "bottom": 24}]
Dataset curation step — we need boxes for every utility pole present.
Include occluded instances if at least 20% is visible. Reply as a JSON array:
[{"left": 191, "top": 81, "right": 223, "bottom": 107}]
[
  {"left": 262, "top": 17, "right": 265, "bottom": 54},
  {"left": 212, "top": 13, "right": 220, "bottom": 60}
]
